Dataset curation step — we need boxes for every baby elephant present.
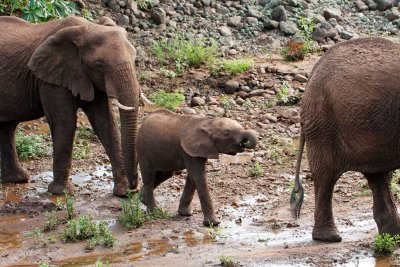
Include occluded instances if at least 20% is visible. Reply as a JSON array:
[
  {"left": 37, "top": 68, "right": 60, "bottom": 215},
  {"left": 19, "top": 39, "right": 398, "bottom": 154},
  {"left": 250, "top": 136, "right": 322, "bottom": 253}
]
[{"left": 137, "top": 109, "right": 257, "bottom": 226}]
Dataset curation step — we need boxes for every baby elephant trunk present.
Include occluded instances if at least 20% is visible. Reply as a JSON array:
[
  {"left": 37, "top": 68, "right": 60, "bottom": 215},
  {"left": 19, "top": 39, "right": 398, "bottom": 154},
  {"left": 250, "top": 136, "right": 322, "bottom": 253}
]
[{"left": 238, "top": 130, "right": 257, "bottom": 149}]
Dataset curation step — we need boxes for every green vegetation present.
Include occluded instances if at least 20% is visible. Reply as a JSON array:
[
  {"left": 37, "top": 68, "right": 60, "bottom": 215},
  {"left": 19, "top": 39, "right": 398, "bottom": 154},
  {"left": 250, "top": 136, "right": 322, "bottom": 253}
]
[
  {"left": 219, "top": 254, "right": 234, "bottom": 267},
  {"left": 152, "top": 36, "right": 217, "bottom": 73},
  {"left": 160, "top": 67, "right": 177, "bottom": 79},
  {"left": 247, "top": 162, "right": 264, "bottom": 178},
  {"left": 211, "top": 58, "right": 254, "bottom": 75},
  {"left": 118, "top": 192, "right": 171, "bottom": 229},
  {"left": 136, "top": 0, "right": 154, "bottom": 9},
  {"left": 65, "top": 190, "right": 75, "bottom": 220},
  {"left": 43, "top": 211, "right": 59, "bottom": 231},
  {"left": 276, "top": 81, "right": 289, "bottom": 104},
  {"left": 281, "top": 17, "right": 318, "bottom": 61},
  {"left": 75, "top": 126, "right": 96, "bottom": 140},
  {"left": 25, "top": 227, "right": 42, "bottom": 239},
  {"left": 95, "top": 259, "right": 105, "bottom": 267},
  {"left": 73, "top": 126, "right": 96, "bottom": 159},
  {"left": 15, "top": 131, "right": 51, "bottom": 160},
  {"left": 149, "top": 89, "right": 185, "bottom": 111},
  {"left": 0, "top": 0, "right": 80, "bottom": 23},
  {"left": 38, "top": 263, "right": 49, "bottom": 267},
  {"left": 373, "top": 233, "right": 400, "bottom": 255}
]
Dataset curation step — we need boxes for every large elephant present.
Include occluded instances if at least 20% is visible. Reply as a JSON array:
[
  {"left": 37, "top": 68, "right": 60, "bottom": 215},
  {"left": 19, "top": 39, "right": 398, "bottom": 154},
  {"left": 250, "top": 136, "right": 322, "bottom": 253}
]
[
  {"left": 291, "top": 37, "right": 400, "bottom": 242},
  {"left": 137, "top": 109, "right": 257, "bottom": 226},
  {"left": 0, "top": 16, "right": 141, "bottom": 196}
]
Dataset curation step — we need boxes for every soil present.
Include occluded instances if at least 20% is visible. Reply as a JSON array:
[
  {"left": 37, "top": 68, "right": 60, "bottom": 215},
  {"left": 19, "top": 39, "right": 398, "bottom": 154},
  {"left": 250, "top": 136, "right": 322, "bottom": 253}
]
[{"left": 1, "top": 51, "right": 400, "bottom": 267}]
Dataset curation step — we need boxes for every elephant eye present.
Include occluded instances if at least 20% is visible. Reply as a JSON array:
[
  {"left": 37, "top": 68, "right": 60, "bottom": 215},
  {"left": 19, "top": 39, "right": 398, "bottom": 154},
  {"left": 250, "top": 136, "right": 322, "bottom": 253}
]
[
  {"left": 95, "top": 61, "right": 104, "bottom": 71},
  {"left": 224, "top": 130, "right": 230, "bottom": 136}
]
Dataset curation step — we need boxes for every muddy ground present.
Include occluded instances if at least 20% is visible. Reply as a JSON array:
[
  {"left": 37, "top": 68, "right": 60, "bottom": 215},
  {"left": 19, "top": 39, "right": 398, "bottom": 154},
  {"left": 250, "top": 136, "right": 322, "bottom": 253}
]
[{"left": 1, "top": 53, "right": 399, "bottom": 267}]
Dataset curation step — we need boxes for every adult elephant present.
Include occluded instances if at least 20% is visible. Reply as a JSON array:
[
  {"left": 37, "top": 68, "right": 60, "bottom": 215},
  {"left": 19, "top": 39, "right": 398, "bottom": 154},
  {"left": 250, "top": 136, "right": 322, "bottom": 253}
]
[
  {"left": 291, "top": 37, "right": 400, "bottom": 242},
  {"left": 0, "top": 15, "right": 140, "bottom": 196}
]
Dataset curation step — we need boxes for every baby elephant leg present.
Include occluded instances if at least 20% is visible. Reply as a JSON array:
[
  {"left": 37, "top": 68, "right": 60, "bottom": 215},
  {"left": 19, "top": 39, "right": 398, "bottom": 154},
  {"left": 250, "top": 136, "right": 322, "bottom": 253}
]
[
  {"left": 141, "top": 169, "right": 158, "bottom": 210},
  {"left": 178, "top": 175, "right": 196, "bottom": 216}
]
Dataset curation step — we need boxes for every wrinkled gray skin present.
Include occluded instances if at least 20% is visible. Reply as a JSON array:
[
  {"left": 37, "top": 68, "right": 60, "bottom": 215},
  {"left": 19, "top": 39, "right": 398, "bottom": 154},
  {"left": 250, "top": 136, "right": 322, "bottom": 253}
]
[
  {"left": 137, "top": 109, "right": 258, "bottom": 226},
  {"left": 0, "top": 16, "right": 140, "bottom": 196},
  {"left": 292, "top": 37, "right": 400, "bottom": 242}
]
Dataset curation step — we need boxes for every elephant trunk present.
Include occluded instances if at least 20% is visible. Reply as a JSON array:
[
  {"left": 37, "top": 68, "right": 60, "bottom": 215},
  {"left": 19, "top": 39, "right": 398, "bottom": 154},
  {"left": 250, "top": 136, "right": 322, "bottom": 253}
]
[
  {"left": 112, "top": 63, "right": 140, "bottom": 190},
  {"left": 238, "top": 130, "right": 257, "bottom": 149}
]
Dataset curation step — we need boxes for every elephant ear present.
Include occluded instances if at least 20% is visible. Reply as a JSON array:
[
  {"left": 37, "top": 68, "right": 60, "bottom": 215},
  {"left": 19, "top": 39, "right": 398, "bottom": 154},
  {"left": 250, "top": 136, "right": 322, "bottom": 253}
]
[
  {"left": 28, "top": 25, "right": 94, "bottom": 102},
  {"left": 98, "top": 16, "right": 116, "bottom": 26},
  {"left": 181, "top": 117, "right": 219, "bottom": 159}
]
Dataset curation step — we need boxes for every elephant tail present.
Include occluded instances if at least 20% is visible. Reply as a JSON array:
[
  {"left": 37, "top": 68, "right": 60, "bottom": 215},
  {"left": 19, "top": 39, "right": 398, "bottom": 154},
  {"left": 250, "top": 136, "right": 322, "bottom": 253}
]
[{"left": 290, "top": 130, "right": 305, "bottom": 219}]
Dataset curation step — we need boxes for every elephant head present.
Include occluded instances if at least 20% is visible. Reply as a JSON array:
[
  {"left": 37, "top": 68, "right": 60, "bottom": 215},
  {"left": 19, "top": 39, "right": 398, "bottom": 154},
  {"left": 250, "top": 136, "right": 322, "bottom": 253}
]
[
  {"left": 27, "top": 17, "right": 139, "bottom": 189},
  {"left": 181, "top": 117, "right": 257, "bottom": 159}
]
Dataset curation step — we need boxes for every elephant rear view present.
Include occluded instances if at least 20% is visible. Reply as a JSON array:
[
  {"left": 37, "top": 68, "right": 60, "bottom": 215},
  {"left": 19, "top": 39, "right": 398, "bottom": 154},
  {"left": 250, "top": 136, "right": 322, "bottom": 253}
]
[
  {"left": 0, "top": 16, "right": 141, "bottom": 196},
  {"left": 137, "top": 109, "right": 257, "bottom": 226},
  {"left": 291, "top": 37, "right": 400, "bottom": 242}
]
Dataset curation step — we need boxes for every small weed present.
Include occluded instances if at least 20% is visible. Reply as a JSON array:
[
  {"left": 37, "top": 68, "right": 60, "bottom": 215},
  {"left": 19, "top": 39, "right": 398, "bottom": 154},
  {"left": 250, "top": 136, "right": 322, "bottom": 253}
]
[
  {"left": 373, "top": 233, "right": 400, "bottom": 255},
  {"left": 81, "top": 8, "right": 92, "bottom": 21},
  {"left": 85, "top": 236, "right": 98, "bottom": 251},
  {"left": 219, "top": 254, "right": 234, "bottom": 267},
  {"left": 242, "top": 99, "right": 252, "bottom": 111},
  {"left": 139, "top": 71, "right": 151, "bottom": 81},
  {"left": 160, "top": 68, "right": 177, "bottom": 79},
  {"left": 209, "top": 225, "right": 225, "bottom": 240},
  {"left": 211, "top": 58, "right": 254, "bottom": 75},
  {"left": 62, "top": 215, "right": 98, "bottom": 242},
  {"left": 73, "top": 139, "right": 91, "bottom": 159},
  {"left": 136, "top": 0, "right": 154, "bottom": 9},
  {"left": 42, "top": 235, "right": 57, "bottom": 247},
  {"left": 95, "top": 259, "right": 105, "bottom": 267},
  {"left": 43, "top": 211, "right": 59, "bottom": 232},
  {"left": 149, "top": 89, "right": 184, "bottom": 111},
  {"left": 15, "top": 131, "right": 51, "bottom": 161},
  {"left": 25, "top": 228, "right": 42, "bottom": 239},
  {"left": 147, "top": 207, "right": 171, "bottom": 221},
  {"left": 220, "top": 96, "right": 232, "bottom": 117},
  {"left": 65, "top": 190, "right": 75, "bottom": 220},
  {"left": 118, "top": 192, "right": 145, "bottom": 229},
  {"left": 98, "top": 221, "right": 115, "bottom": 247},
  {"left": 247, "top": 162, "right": 264, "bottom": 178},
  {"left": 38, "top": 263, "right": 49, "bottom": 267},
  {"left": 75, "top": 126, "right": 96, "bottom": 140},
  {"left": 276, "top": 81, "right": 290, "bottom": 104},
  {"left": 55, "top": 197, "right": 65, "bottom": 210}
]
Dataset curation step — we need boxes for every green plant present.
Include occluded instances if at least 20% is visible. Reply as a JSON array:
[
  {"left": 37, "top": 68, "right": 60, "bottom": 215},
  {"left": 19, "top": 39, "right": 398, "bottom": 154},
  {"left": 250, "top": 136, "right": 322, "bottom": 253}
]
[
  {"left": 373, "top": 233, "right": 400, "bottom": 255},
  {"left": 62, "top": 215, "right": 98, "bottom": 242},
  {"left": 219, "top": 254, "right": 234, "bottom": 267},
  {"left": 118, "top": 192, "right": 145, "bottom": 229},
  {"left": 65, "top": 190, "right": 75, "bottom": 220},
  {"left": 75, "top": 126, "right": 96, "bottom": 140},
  {"left": 38, "top": 263, "right": 49, "bottom": 267},
  {"left": 139, "top": 71, "right": 151, "bottom": 81},
  {"left": 42, "top": 235, "right": 57, "bottom": 247},
  {"left": 152, "top": 37, "right": 217, "bottom": 73},
  {"left": 15, "top": 131, "right": 51, "bottom": 160},
  {"left": 149, "top": 89, "right": 184, "bottom": 111},
  {"left": 160, "top": 67, "right": 177, "bottom": 79},
  {"left": 276, "top": 81, "right": 290, "bottom": 104},
  {"left": 98, "top": 221, "right": 115, "bottom": 247},
  {"left": 136, "top": 0, "right": 154, "bottom": 9},
  {"left": 73, "top": 139, "right": 91, "bottom": 159},
  {"left": 212, "top": 58, "right": 254, "bottom": 75},
  {"left": 25, "top": 228, "right": 42, "bottom": 239},
  {"left": 95, "top": 259, "right": 104, "bottom": 267},
  {"left": 247, "top": 162, "right": 264, "bottom": 178},
  {"left": 81, "top": 8, "right": 92, "bottom": 21},
  {"left": 43, "top": 211, "right": 59, "bottom": 231},
  {"left": 147, "top": 207, "right": 171, "bottom": 221}
]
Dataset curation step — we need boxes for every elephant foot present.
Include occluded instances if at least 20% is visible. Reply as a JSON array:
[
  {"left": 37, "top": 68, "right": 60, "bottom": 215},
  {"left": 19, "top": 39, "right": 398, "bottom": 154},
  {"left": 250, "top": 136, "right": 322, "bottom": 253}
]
[
  {"left": 377, "top": 221, "right": 400, "bottom": 236},
  {"left": 1, "top": 168, "right": 30, "bottom": 183},
  {"left": 178, "top": 206, "right": 193, "bottom": 216},
  {"left": 312, "top": 227, "right": 342, "bottom": 242},
  {"left": 203, "top": 215, "right": 220, "bottom": 227},
  {"left": 113, "top": 180, "right": 137, "bottom": 197},
  {"left": 48, "top": 180, "right": 75, "bottom": 195}
]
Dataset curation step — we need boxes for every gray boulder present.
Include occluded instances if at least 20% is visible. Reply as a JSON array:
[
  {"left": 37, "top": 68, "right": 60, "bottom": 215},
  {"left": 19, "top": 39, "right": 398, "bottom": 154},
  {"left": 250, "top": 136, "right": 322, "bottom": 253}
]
[
  {"left": 271, "top": 5, "right": 287, "bottom": 22},
  {"left": 323, "top": 8, "right": 342, "bottom": 20},
  {"left": 375, "top": 0, "right": 394, "bottom": 11},
  {"left": 264, "top": 19, "right": 279, "bottom": 29},
  {"left": 227, "top": 16, "right": 242, "bottom": 27},
  {"left": 150, "top": 7, "right": 167, "bottom": 24},
  {"left": 279, "top": 21, "right": 299, "bottom": 35},
  {"left": 224, "top": 80, "right": 240, "bottom": 94}
]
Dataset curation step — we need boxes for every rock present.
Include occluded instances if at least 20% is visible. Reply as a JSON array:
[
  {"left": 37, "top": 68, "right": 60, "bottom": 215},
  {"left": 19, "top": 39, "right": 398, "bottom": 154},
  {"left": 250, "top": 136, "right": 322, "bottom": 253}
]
[
  {"left": 236, "top": 91, "right": 248, "bottom": 99},
  {"left": 294, "top": 74, "right": 308, "bottom": 83},
  {"left": 248, "top": 8, "right": 263, "bottom": 19},
  {"left": 265, "top": 114, "right": 278, "bottom": 123},
  {"left": 279, "top": 21, "right": 299, "bottom": 35},
  {"left": 108, "top": 0, "right": 121, "bottom": 12},
  {"left": 264, "top": 19, "right": 279, "bottom": 29},
  {"left": 118, "top": 0, "right": 125, "bottom": 7},
  {"left": 271, "top": 5, "right": 287, "bottom": 22},
  {"left": 354, "top": 0, "right": 369, "bottom": 11},
  {"left": 340, "top": 30, "right": 357, "bottom": 40},
  {"left": 74, "top": 0, "right": 85, "bottom": 8},
  {"left": 247, "top": 17, "right": 259, "bottom": 25},
  {"left": 116, "top": 14, "right": 130, "bottom": 25},
  {"left": 312, "top": 27, "right": 327, "bottom": 42},
  {"left": 385, "top": 7, "right": 400, "bottom": 21},
  {"left": 210, "top": 106, "right": 225, "bottom": 116},
  {"left": 183, "top": 3, "right": 196, "bottom": 15},
  {"left": 181, "top": 107, "right": 197, "bottom": 114},
  {"left": 248, "top": 89, "right": 266, "bottom": 97},
  {"left": 227, "top": 16, "right": 242, "bottom": 27},
  {"left": 201, "top": 0, "right": 211, "bottom": 6},
  {"left": 224, "top": 80, "right": 240, "bottom": 94},
  {"left": 375, "top": 0, "right": 394, "bottom": 11},
  {"left": 229, "top": 49, "right": 238, "bottom": 55},
  {"left": 362, "top": 0, "right": 378, "bottom": 9},
  {"left": 190, "top": 97, "right": 205, "bottom": 107},
  {"left": 323, "top": 8, "right": 342, "bottom": 20},
  {"left": 241, "top": 86, "right": 251, "bottom": 93},
  {"left": 217, "top": 5, "right": 230, "bottom": 15},
  {"left": 235, "top": 98, "right": 245, "bottom": 105},
  {"left": 257, "top": 35, "right": 281, "bottom": 48},
  {"left": 218, "top": 26, "right": 232, "bottom": 36},
  {"left": 328, "top": 18, "right": 338, "bottom": 27},
  {"left": 150, "top": 7, "right": 167, "bottom": 24}
]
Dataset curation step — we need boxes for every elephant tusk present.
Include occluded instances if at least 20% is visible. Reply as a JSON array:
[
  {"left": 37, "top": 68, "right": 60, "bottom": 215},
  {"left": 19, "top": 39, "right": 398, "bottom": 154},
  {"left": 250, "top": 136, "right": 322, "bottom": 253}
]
[
  {"left": 111, "top": 98, "right": 135, "bottom": 111},
  {"left": 140, "top": 92, "right": 154, "bottom": 106}
]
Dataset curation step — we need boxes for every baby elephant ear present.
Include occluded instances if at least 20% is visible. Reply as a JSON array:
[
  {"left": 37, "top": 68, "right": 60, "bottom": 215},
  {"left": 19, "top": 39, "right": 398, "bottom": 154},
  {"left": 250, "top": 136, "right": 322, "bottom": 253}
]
[{"left": 181, "top": 117, "right": 219, "bottom": 159}]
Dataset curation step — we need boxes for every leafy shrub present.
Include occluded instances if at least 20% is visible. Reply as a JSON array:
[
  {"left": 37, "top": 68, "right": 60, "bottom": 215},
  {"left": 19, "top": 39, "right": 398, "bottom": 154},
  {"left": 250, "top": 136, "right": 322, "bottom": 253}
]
[
  {"left": 373, "top": 233, "right": 400, "bottom": 255},
  {"left": 136, "top": 0, "right": 154, "bottom": 9},
  {"left": 118, "top": 192, "right": 145, "bottom": 229},
  {"left": 149, "top": 89, "right": 184, "bottom": 111},
  {"left": 15, "top": 131, "right": 51, "bottom": 160},
  {"left": 43, "top": 211, "right": 59, "bottom": 231},
  {"left": 247, "top": 162, "right": 264, "bottom": 178},
  {"left": 211, "top": 58, "right": 254, "bottom": 75},
  {"left": 219, "top": 255, "right": 234, "bottom": 267},
  {"left": 152, "top": 37, "right": 217, "bottom": 73}
]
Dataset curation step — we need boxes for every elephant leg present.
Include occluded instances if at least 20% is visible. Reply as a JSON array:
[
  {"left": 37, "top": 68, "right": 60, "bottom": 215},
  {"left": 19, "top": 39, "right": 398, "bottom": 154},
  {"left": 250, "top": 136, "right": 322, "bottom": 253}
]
[
  {"left": 312, "top": 169, "right": 342, "bottom": 242},
  {"left": 364, "top": 172, "right": 400, "bottom": 235},
  {"left": 81, "top": 95, "right": 131, "bottom": 196},
  {"left": 140, "top": 166, "right": 158, "bottom": 210},
  {"left": 185, "top": 157, "right": 220, "bottom": 226},
  {"left": 40, "top": 86, "right": 77, "bottom": 194},
  {"left": 178, "top": 175, "right": 196, "bottom": 216},
  {"left": 0, "top": 122, "right": 29, "bottom": 183},
  {"left": 153, "top": 171, "right": 173, "bottom": 189}
]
